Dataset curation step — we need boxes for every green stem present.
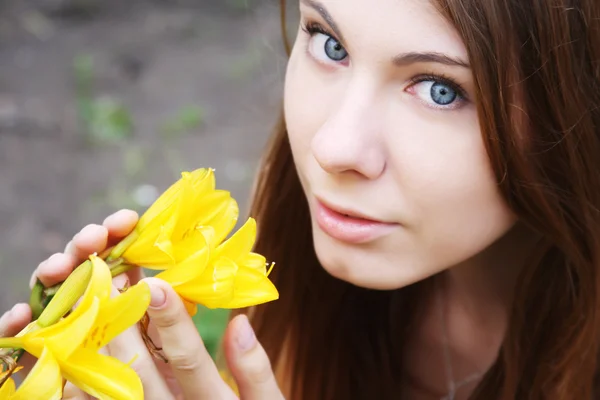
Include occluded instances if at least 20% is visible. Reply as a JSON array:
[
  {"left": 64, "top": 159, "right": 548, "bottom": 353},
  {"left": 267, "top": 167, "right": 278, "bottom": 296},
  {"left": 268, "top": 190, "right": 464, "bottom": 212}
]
[
  {"left": 109, "top": 262, "right": 136, "bottom": 277},
  {"left": 29, "top": 281, "right": 45, "bottom": 321},
  {"left": 0, "top": 337, "right": 23, "bottom": 349},
  {"left": 105, "top": 231, "right": 139, "bottom": 262},
  {"left": 98, "top": 246, "right": 115, "bottom": 260}
]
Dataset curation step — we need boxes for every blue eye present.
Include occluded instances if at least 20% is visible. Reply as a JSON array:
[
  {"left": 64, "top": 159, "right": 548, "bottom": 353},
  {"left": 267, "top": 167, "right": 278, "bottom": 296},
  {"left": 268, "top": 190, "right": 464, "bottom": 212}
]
[
  {"left": 323, "top": 37, "right": 348, "bottom": 61},
  {"left": 410, "top": 77, "right": 465, "bottom": 110},
  {"left": 303, "top": 22, "right": 349, "bottom": 65},
  {"left": 430, "top": 82, "right": 457, "bottom": 105}
]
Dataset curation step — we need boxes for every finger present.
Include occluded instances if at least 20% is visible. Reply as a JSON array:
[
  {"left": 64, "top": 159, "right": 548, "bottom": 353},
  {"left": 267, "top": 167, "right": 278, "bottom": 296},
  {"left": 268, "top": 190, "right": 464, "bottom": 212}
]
[
  {"left": 104, "top": 209, "right": 143, "bottom": 285},
  {"left": 0, "top": 303, "right": 31, "bottom": 337},
  {"left": 30, "top": 253, "right": 78, "bottom": 288},
  {"left": 224, "top": 315, "right": 284, "bottom": 400},
  {"left": 104, "top": 281, "right": 174, "bottom": 400},
  {"left": 0, "top": 303, "right": 37, "bottom": 375},
  {"left": 103, "top": 209, "right": 139, "bottom": 247},
  {"left": 143, "top": 278, "right": 235, "bottom": 399},
  {"left": 64, "top": 224, "right": 109, "bottom": 262},
  {"left": 126, "top": 267, "right": 146, "bottom": 286},
  {"left": 62, "top": 382, "right": 90, "bottom": 399},
  {"left": 111, "top": 273, "right": 129, "bottom": 291}
]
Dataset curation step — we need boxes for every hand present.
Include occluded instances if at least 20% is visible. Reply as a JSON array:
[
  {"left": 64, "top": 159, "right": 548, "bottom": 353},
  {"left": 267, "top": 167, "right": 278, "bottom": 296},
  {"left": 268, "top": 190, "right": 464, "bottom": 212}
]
[{"left": 2, "top": 209, "right": 284, "bottom": 399}]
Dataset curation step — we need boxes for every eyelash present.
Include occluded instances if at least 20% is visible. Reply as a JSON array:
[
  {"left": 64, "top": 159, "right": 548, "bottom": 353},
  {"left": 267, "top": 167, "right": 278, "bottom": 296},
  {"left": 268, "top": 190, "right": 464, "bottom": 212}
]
[
  {"left": 300, "top": 20, "right": 468, "bottom": 107},
  {"left": 301, "top": 21, "right": 335, "bottom": 41},
  {"left": 409, "top": 73, "right": 468, "bottom": 101}
]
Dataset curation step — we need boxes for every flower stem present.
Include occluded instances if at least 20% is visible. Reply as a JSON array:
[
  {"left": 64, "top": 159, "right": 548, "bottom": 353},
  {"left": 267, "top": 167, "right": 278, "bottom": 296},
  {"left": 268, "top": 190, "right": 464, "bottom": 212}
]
[
  {"left": 0, "top": 338, "right": 23, "bottom": 349},
  {"left": 109, "top": 262, "right": 136, "bottom": 277},
  {"left": 105, "top": 231, "right": 139, "bottom": 262}
]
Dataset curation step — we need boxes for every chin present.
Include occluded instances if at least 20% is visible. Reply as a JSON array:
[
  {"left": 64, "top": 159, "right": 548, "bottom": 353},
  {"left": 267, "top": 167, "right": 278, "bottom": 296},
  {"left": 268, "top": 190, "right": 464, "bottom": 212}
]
[{"left": 312, "top": 229, "right": 423, "bottom": 291}]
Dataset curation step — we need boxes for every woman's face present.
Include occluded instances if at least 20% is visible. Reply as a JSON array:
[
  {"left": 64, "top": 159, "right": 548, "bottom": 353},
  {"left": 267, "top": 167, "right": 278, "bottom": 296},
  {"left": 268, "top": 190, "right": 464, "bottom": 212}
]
[{"left": 284, "top": 0, "right": 517, "bottom": 290}]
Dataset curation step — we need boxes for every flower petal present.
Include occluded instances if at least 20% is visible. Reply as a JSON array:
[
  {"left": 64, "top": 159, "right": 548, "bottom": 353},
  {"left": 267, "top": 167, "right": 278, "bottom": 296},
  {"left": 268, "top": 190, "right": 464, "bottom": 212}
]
[
  {"left": 12, "top": 347, "right": 62, "bottom": 400},
  {"left": 172, "top": 225, "right": 211, "bottom": 267},
  {"left": 172, "top": 170, "right": 217, "bottom": 239},
  {"left": 156, "top": 246, "right": 210, "bottom": 287},
  {"left": 29, "top": 256, "right": 111, "bottom": 356},
  {"left": 86, "top": 256, "right": 116, "bottom": 305},
  {"left": 92, "top": 281, "right": 151, "bottom": 349},
  {"left": 240, "top": 252, "right": 268, "bottom": 274},
  {"left": 184, "top": 193, "right": 239, "bottom": 247},
  {"left": 221, "top": 266, "right": 279, "bottom": 309},
  {"left": 39, "top": 297, "right": 100, "bottom": 359},
  {"left": 0, "top": 378, "right": 15, "bottom": 397},
  {"left": 133, "top": 168, "right": 215, "bottom": 265},
  {"left": 174, "top": 257, "right": 237, "bottom": 309},
  {"left": 61, "top": 349, "right": 143, "bottom": 400},
  {"left": 214, "top": 218, "right": 256, "bottom": 263},
  {"left": 137, "top": 168, "right": 210, "bottom": 232},
  {"left": 122, "top": 225, "right": 175, "bottom": 269},
  {"left": 204, "top": 197, "right": 239, "bottom": 246},
  {"left": 182, "top": 298, "right": 198, "bottom": 316}
]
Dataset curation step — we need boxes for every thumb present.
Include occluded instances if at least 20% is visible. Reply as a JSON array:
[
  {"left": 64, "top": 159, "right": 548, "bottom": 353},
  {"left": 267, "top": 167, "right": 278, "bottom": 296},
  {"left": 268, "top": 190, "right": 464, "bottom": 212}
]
[
  {"left": 62, "top": 382, "right": 91, "bottom": 399},
  {"left": 224, "top": 315, "right": 284, "bottom": 400},
  {"left": 143, "top": 278, "right": 232, "bottom": 399}
]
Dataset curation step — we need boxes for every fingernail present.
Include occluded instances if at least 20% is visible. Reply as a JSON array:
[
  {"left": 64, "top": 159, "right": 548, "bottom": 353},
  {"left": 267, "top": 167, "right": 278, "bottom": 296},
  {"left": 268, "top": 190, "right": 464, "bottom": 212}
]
[
  {"left": 148, "top": 283, "right": 167, "bottom": 309},
  {"left": 236, "top": 316, "right": 256, "bottom": 352}
]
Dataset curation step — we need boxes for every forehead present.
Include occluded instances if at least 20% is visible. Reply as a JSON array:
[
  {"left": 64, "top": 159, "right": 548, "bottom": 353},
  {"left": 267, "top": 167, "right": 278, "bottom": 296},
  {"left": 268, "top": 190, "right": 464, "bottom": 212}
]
[{"left": 300, "top": 0, "right": 468, "bottom": 62}]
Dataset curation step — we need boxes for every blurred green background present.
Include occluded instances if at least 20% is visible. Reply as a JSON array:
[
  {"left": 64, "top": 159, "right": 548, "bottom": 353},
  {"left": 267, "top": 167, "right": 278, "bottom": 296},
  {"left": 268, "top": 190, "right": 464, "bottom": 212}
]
[{"left": 0, "top": 0, "right": 293, "bottom": 359}]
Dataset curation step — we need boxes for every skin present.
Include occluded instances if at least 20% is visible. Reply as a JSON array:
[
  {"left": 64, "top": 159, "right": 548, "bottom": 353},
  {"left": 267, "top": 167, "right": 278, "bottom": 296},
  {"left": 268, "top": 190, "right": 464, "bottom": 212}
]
[{"left": 0, "top": 0, "right": 542, "bottom": 399}]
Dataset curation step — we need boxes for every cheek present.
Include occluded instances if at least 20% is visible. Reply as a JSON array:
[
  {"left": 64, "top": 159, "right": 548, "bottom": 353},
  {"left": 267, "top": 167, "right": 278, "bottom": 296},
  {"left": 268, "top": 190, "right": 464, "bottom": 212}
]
[
  {"left": 388, "top": 109, "right": 517, "bottom": 269},
  {"left": 284, "top": 44, "right": 335, "bottom": 194}
]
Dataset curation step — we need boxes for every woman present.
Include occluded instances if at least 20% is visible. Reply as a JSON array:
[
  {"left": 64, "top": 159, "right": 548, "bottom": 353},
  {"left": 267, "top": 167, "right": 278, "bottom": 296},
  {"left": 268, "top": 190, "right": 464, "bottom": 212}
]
[{"left": 2, "top": 0, "right": 599, "bottom": 398}]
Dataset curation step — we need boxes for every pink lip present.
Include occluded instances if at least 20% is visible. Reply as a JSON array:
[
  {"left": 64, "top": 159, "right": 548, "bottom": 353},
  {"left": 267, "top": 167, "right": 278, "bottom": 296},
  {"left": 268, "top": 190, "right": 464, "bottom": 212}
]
[{"left": 314, "top": 199, "right": 398, "bottom": 244}]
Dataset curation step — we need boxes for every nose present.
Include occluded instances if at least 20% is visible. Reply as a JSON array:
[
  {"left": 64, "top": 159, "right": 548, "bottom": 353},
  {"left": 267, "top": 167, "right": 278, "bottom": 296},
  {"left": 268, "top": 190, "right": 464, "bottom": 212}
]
[{"left": 310, "top": 82, "right": 386, "bottom": 180}]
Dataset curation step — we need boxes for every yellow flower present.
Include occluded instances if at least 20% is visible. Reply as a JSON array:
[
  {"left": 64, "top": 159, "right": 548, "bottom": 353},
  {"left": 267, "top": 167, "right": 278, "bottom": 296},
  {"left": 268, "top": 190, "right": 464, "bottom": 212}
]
[
  {"left": 0, "top": 348, "right": 62, "bottom": 400},
  {"left": 111, "top": 168, "right": 239, "bottom": 269},
  {"left": 156, "top": 217, "right": 279, "bottom": 313},
  {"left": 0, "top": 378, "right": 14, "bottom": 398},
  {"left": 0, "top": 255, "right": 150, "bottom": 400},
  {"left": 219, "top": 369, "right": 239, "bottom": 396}
]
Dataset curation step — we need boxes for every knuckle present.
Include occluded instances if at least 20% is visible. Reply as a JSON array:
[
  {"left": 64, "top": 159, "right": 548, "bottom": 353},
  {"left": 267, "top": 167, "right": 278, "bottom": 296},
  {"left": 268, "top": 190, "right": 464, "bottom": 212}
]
[
  {"left": 152, "top": 308, "right": 181, "bottom": 329},
  {"left": 83, "top": 223, "right": 101, "bottom": 231},
  {"left": 168, "top": 351, "right": 203, "bottom": 374},
  {"left": 47, "top": 252, "right": 63, "bottom": 261},
  {"left": 243, "top": 355, "right": 274, "bottom": 385},
  {"left": 64, "top": 240, "right": 75, "bottom": 254},
  {"left": 35, "top": 259, "right": 48, "bottom": 272}
]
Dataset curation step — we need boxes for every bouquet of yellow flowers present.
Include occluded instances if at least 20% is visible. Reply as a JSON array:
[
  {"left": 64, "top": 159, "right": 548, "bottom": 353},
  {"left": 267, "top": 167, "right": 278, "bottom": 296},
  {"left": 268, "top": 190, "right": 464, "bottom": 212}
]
[{"left": 0, "top": 168, "right": 279, "bottom": 399}]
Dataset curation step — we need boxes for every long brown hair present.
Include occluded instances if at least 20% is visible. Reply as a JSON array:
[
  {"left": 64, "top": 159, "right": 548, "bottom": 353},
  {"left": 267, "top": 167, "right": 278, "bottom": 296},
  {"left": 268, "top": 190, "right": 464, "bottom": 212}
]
[{"left": 230, "top": 0, "right": 600, "bottom": 398}]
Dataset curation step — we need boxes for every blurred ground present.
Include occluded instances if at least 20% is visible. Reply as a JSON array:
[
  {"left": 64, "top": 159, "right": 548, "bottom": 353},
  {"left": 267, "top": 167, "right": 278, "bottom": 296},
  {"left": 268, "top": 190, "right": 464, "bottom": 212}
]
[{"left": 0, "top": 0, "right": 289, "bottom": 347}]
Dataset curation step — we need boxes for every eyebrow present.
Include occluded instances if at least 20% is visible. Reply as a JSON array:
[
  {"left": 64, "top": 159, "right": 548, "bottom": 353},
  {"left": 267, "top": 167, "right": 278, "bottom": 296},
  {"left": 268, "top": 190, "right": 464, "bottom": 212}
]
[
  {"left": 393, "top": 52, "right": 470, "bottom": 69},
  {"left": 300, "top": 0, "right": 470, "bottom": 70},
  {"left": 301, "top": 0, "right": 346, "bottom": 43}
]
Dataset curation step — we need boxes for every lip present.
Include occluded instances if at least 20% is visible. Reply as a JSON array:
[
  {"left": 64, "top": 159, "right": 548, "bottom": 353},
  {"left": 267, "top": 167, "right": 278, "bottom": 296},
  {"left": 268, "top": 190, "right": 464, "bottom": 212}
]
[{"left": 314, "top": 198, "right": 399, "bottom": 244}]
